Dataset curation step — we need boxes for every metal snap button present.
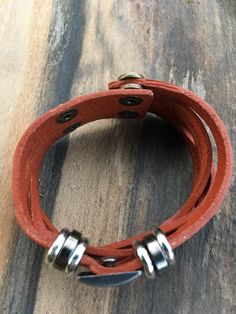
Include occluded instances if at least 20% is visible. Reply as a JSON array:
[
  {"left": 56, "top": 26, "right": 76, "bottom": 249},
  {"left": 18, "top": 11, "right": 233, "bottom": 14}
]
[
  {"left": 119, "top": 96, "right": 143, "bottom": 106},
  {"left": 56, "top": 108, "right": 78, "bottom": 123}
]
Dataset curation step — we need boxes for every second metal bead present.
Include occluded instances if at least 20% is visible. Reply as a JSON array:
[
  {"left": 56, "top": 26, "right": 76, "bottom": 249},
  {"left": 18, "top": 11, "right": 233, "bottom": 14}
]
[{"left": 134, "top": 229, "right": 175, "bottom": 279}]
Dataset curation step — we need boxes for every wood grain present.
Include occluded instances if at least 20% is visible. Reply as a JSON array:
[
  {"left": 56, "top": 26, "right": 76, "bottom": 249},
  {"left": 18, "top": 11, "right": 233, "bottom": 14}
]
[{"left": 0, "top": 1, "right": 235, "bottom": 313}]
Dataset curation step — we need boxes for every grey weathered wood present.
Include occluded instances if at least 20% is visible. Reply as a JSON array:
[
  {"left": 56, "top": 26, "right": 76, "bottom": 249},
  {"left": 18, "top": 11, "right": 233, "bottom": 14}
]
[{"left": 0, "top": 1, "right": 235, "bottom": 313}]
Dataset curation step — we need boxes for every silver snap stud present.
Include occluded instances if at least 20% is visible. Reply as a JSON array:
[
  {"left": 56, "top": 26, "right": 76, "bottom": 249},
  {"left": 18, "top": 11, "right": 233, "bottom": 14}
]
[
  {"left": 101, "top": 257, "right": 116, "bottom": 267},
  {"left": 56, "top": 108, "right": 78, "bottom": 123},
  {"left": 118, "top": 72, "right": 144, "bottom": 80},
  {"left": 120, "top": 83, "right": 143, "bottom": 89}
]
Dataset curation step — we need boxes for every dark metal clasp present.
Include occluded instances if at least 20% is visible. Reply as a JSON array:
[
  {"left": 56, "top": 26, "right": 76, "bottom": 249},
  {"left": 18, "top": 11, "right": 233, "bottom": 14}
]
[
  {"left": 76, "top": 257, "right": 143, "bottom": 287},
  {"left": 76, "top": 270, "right": 143, "bottom": 287}
]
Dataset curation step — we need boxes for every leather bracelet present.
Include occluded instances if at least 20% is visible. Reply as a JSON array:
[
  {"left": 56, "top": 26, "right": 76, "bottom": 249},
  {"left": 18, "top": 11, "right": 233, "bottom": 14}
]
[{"left": 12, "top": 73, "right": 233, "bottom": 287}]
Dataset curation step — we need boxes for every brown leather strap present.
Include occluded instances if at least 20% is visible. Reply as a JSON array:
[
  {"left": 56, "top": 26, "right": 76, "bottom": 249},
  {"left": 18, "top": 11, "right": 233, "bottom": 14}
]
[{"left": 12, "top": 78, "right": 233, "bottom": 274}]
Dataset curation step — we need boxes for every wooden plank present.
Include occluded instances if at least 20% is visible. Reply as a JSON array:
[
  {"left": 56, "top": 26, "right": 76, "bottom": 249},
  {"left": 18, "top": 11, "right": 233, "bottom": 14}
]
[
  {"left": 0, "top": 1, "right": 53, "bottom": 313},
  {"left": 0, "top": 1, "right": 235, "bottom": 313}
]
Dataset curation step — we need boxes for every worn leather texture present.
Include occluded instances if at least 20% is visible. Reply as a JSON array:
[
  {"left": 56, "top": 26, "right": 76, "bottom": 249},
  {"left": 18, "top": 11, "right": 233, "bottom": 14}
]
[{"left": 12, "top": 78, "right": 233, "bottom": 274}]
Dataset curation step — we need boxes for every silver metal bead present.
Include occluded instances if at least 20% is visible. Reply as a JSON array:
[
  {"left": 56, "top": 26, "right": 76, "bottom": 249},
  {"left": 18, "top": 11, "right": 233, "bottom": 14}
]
[
  {"left": 118, "top": 72, "right": 144, "bottom": 80},
  {"left": 46, "top": 229, "right": 88, "bottom": 274},
  {"left": 65, "top": 238, "right": 88, "bottom": 274},
  {"left": 133, "top": 230, "right": 175, "bottom": 278},
  {"left": 46, "top": 228, "right": 70, "bottom": 266},
  {"left": 52, "top": 230, "right": 82, "bottom": 271},
  {"left": 133, "top": 240, "right": 156, "bottom": 279},
  {"left": 155, "top": 229, "right": 175, "bottom": 265},
  {"left": 143, "top": 234, "right": 169, "bottom": 274}
]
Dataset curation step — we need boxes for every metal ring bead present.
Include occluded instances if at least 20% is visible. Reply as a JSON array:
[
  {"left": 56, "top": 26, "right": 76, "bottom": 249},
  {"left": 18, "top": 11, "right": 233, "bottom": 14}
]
[
  {"left": 134, "top": 230, "right": 175, "bottom": 278},
  {"left": 46, "top": 229, "right": 88, "bottom": 275},
  {"left": 52, "top": 230, "right": 82, "bottom": 271},
  {"left": 143, "top": 234, "right": 169, "bottom": 274},
  {"left": 155, "top": 229, "right": 175, "bottom": 265},
  {"left": 65, "top": 238, "right": 88, "bottom": 274},
  {"left": 46, "top": 228, "right": 70, "bottom": 266},
  {"left": 133, "top": 240, "right": 156, "bottom": 279}
]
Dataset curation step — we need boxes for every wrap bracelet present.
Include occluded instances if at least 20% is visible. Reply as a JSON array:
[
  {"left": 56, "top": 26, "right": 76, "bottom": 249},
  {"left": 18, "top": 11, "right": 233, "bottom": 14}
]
[{"left": 12, "top": 73, "right": 233, "bottom": 287}]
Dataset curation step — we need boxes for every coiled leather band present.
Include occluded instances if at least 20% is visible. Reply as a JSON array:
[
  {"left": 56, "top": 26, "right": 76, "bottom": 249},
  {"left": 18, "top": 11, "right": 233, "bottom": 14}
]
[{"left": 12, "top": 77, "right": 233, "bottom": 275}]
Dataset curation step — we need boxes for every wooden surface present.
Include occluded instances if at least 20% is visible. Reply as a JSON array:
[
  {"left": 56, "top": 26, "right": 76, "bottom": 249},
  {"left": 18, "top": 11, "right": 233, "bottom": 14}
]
[{"left": 0, "top": 1, "right": 235, "bottom": 313}]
